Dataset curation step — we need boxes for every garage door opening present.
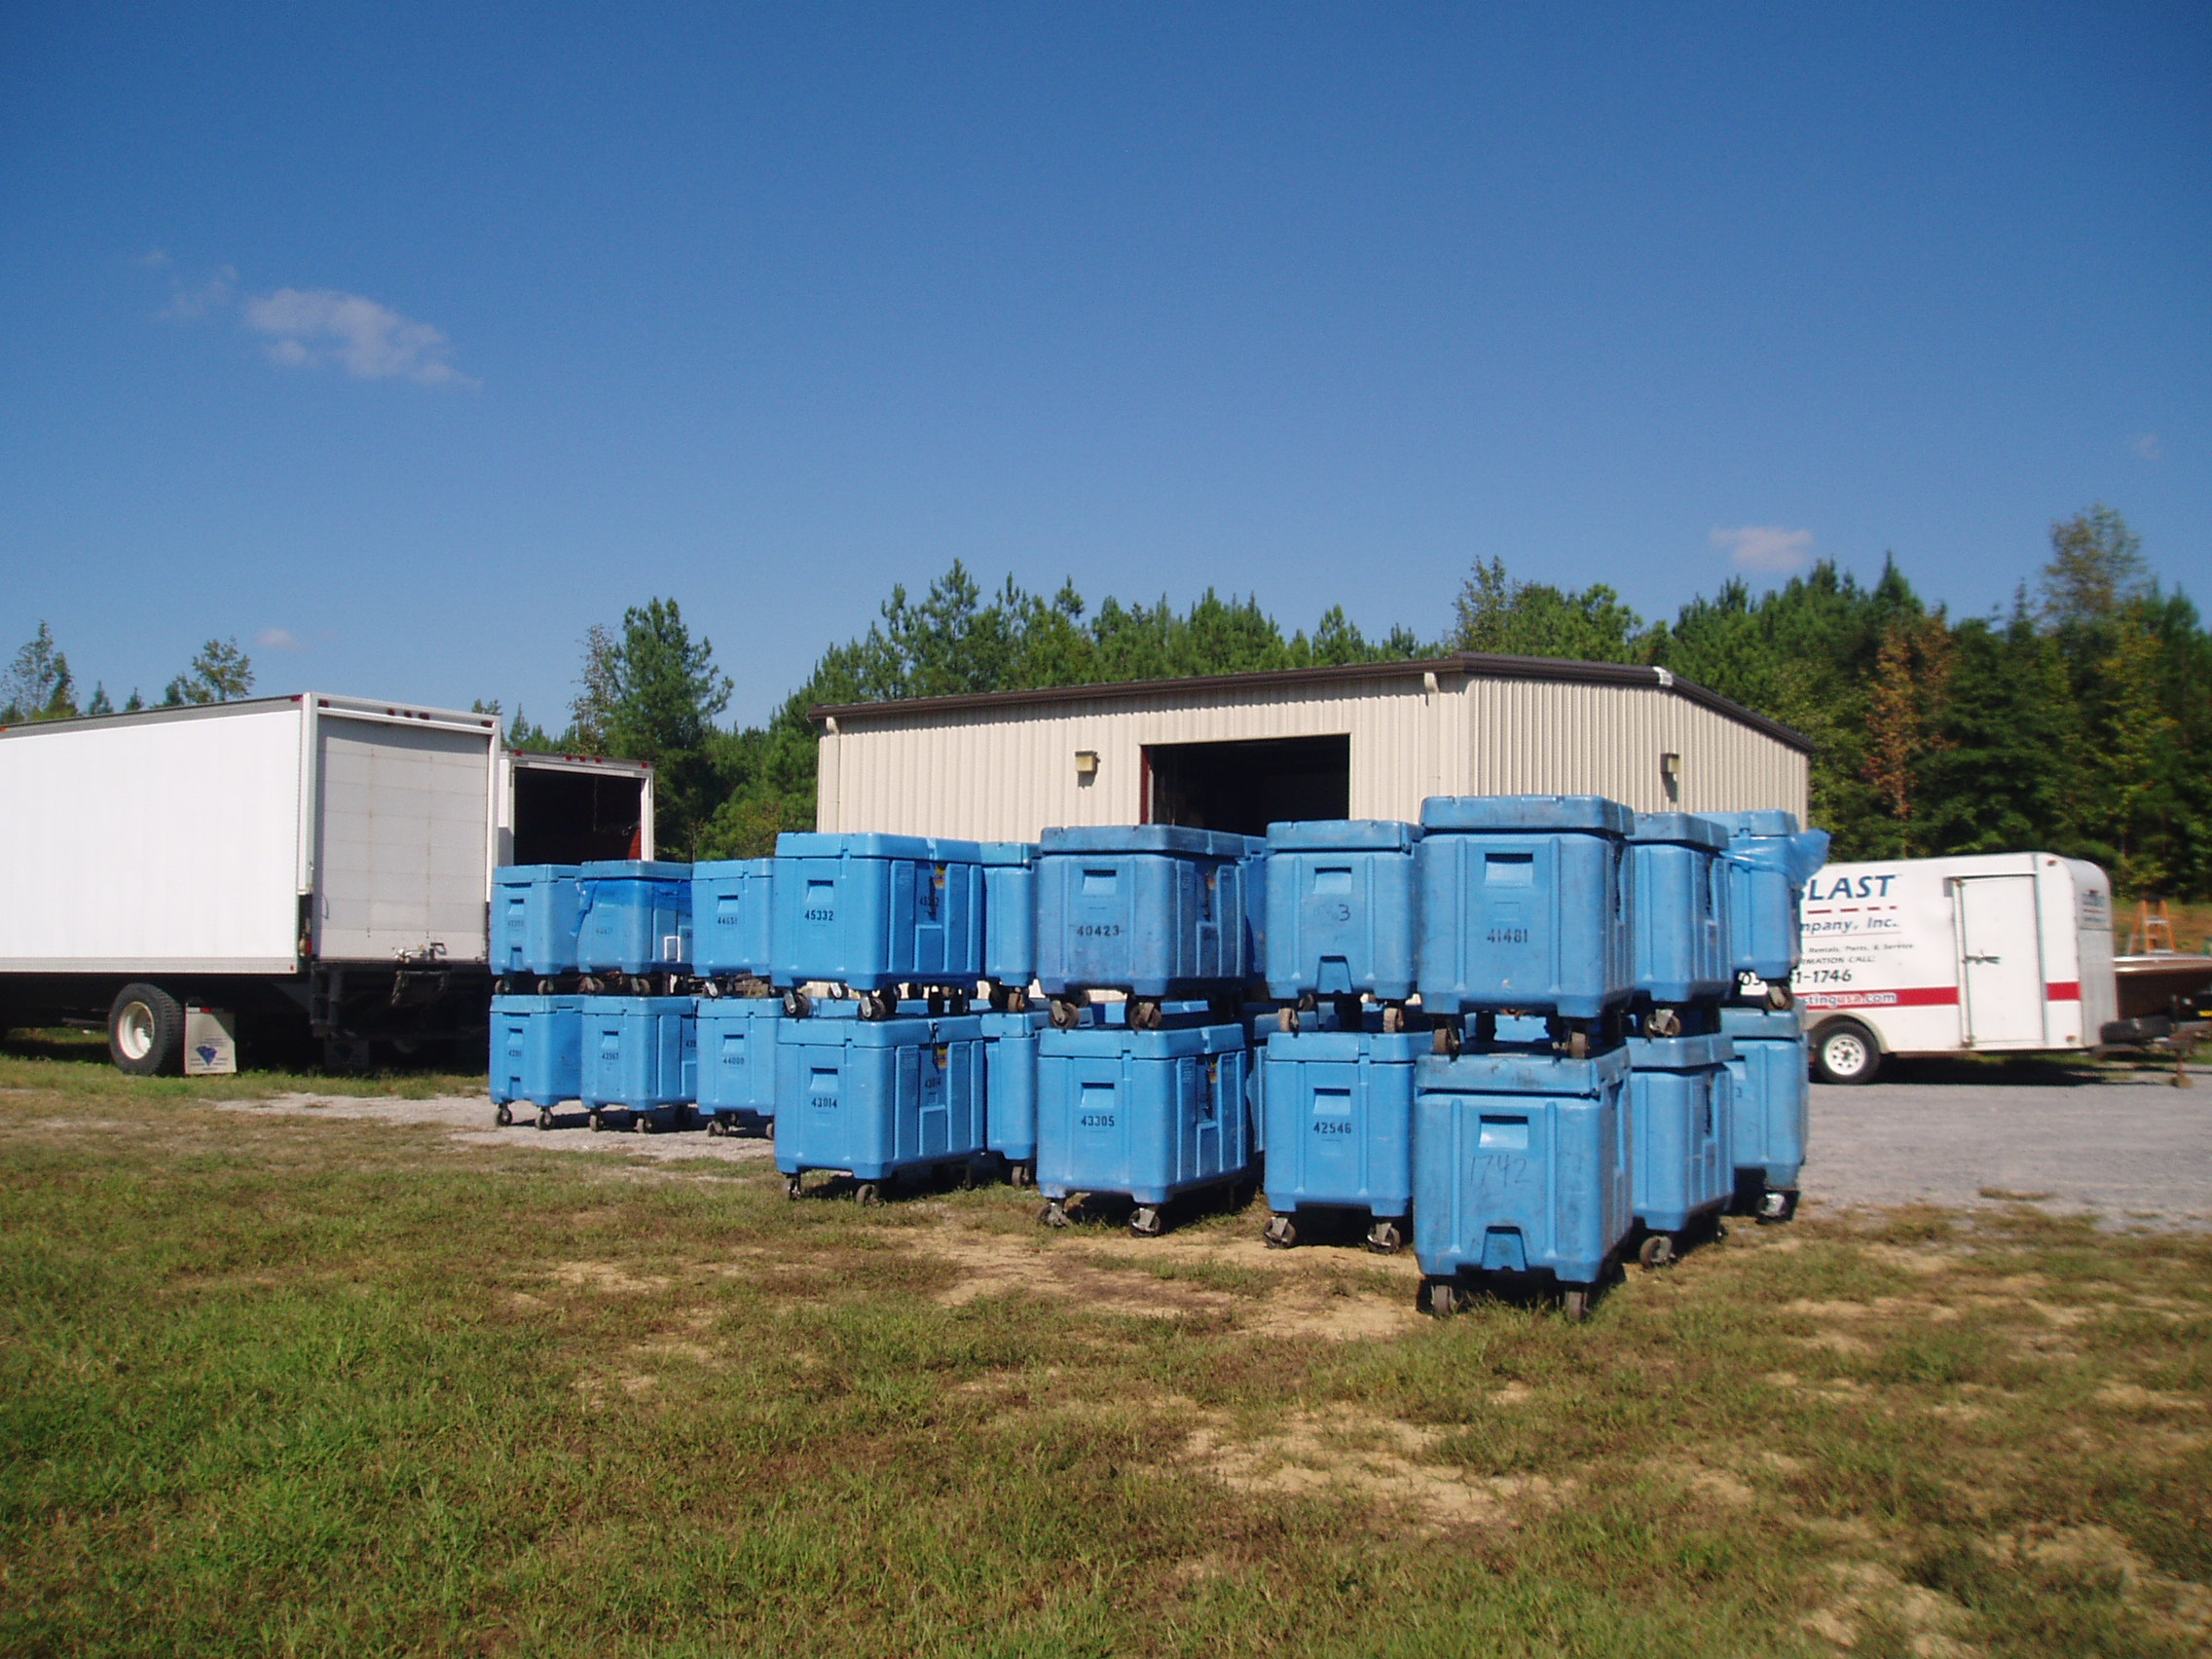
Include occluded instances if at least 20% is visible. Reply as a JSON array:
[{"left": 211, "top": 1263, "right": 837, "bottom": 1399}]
[{"left": 1143, "top": 735, "right": 1349, "bottom": 837}]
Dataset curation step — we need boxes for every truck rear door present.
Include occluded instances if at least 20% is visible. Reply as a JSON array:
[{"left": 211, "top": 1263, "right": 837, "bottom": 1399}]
[
  {"left": 313, "top": 714, "right": 493, "bottom": 962},
  {"left": 1955, "top": 875, "right": 2044, "bottom": 1046}
]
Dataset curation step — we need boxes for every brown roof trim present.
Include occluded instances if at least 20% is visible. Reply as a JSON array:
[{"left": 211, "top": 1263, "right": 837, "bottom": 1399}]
[{"left": 810, "top": 653, "right": 1814, "bottom": 754}]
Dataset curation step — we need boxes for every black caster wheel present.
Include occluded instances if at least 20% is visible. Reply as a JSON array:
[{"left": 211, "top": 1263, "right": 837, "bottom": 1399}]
[
  {"left": 1129, "top": 1205, "right": 1163, "bottom": 1237},
  {"left": 1277, "top": 1006, "right": 1300, "bottom": 1035},
  {"left": 1050, "top": 998, "right": 1080, "bottom": 1029},
  {"left": 1432, "top": 1023, "right": 1462, "bottom": 1058},
  {"left": 1638, "top": 1235, "right": 1676, "bottom": 1271},
  {"left": 785, "top": 1174, "right": 804, "bottom": 1200},
  {"left": 1767, "top": 982, "right": 1795, "bottom": 1012},
  {"left": 783, "top": 988, "right": 811, "bottom": 1018},
  {"left": 1128, "top": 999, "right": 1162, "bottom": 1032},
  {"left": 706, "top": 1117, "right": 727, "bottom": 1138},
  {"left": 535, "top": 1107, "right": 554, "bottom": 1131},
  {"left": 1263, "top": 1213, "right": 1298, "bottom": 1249},
  {"left": 495, "top": 1102, "right": 513, "bottom": 1126},
  {"left": 1011, "top": 1161, "right": 1034, "bottom": 1189},
  {"left": 1424, "top": 1278, "right": 1461, "bottom": 1318},
  {"left": 589, "top": 1110, "right": 607, "bottom": 1132},
  {"left": 855, "top": 1182, "right": 882, "bottom": 1207},
  {"left": 1713, "top": 1221, "right": 1730, "bottom": 1243},
  {"left": 1039, "top": 1199, "right": 1069, "bottom": 1229},
  {"left": 495, "top": 977, "right": 513, "bottom": 995},
  {"left": 1381, "top": 1004, "right": 1406, "bottom": 1035},
  {"left": 1757, "top": 1190, "right": 1798, "bottom": 1223},
  {"left": 536, "top": 978, "right": 557, "bottom": 995},
  {"left": 1366, "top": 1219, "right": 1405, "bottom": 1254},
  {"left": 1562, "top": 1286, "right": 1593, "bottom": 1323},
  {"left": 1645, "top": 1008, "right": 1682, "bottom": 1038}
]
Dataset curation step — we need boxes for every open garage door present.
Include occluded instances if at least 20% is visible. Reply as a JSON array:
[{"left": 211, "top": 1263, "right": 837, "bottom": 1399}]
[{"left": 1143, "top": 735, "right": 1349, "bottom": 836}]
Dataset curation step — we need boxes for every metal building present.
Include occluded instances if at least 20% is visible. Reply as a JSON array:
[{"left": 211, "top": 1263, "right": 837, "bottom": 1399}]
[
  {"left": 812, "top": 654, "right": 1810, "bottom": 839},
  {"left": 814, "top": 654, "right": 1814, "bottom": 844}
]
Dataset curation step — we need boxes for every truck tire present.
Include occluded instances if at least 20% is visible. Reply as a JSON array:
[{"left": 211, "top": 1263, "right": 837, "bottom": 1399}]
[
  {"left": 109, "top": 982, "right": 185, "bottom": 1076},
  {"left": 1811, "top": 1018, "right": 1880, "bottom": 1086}
]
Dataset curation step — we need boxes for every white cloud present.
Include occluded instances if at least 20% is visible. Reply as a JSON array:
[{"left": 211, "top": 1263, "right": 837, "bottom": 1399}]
[
  {"left": 160, "top": 264, "right": 237, "bottom": 320},
  {"left": 243, "top": 287, "right": 476, "bottom": 387},
  {"left": 135, "top": 248, "right": 171, "bottom": 268},
  {"left": 2130, "top": 432, "right": 2164, "bottom": 461},
  {"left": 254, "top": 627, "right": 305, "bottom": 652},
  {"left": 1711, "top": 524, "right": 1815, "bottom": 575}
]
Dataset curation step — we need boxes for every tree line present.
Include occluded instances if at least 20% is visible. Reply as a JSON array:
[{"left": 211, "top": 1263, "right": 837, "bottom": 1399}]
[
  {"left": 12, "top": 503, "right": 2201, "bottom": 896},
  {"left": 508, "top": 504, "right": 2206, "bottom": 899}
]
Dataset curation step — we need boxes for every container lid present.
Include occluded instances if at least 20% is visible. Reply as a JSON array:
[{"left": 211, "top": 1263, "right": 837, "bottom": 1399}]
[
  {"left": 579, "top": 860, "right": 693, "bottom": 879},
  {"left": 1040, "top": 825, "right": 1263, "bottom": 859},
  {"left": 978, "top": 1009, "right": 1052, "bottom": 1034},
  {"left": 776, "top": 1012, "right": 987, "bottom": 1045},
  {"left": 775, "top": 831, "right": 983, "bottom": 863},
  {"left": 981, "top": 841, "right": 1038, "bottom": 866},
  {"left": 691, "top": 858, "right": 774, "bottom": 878},
  {"left": 1419, "top": 794, "right": 1635, "bottom": 835},
  {"left": 1414, "top": 1043, "right": 1631, "bottom": 1092},
  {"left": 1625, "top": 1033, "right": 1737, "bottom": 1068},
  {"left": 1629, "top": 813, "right": 1729, "bottom": 852},
  {"left": 1716, "top": 1006, "right": 1805, "bottom": 1038},
  {"left": 490, "top": 993, "right": 587, "bottom": 1012},
  {"left": 1265, "top": 819, "right": 1419, "bottom": 852},
  {"left": 1263, "top": 1028, "right": 1430, "bottom": 1060},
  {"left": 1698, "top": 809, "right": 1800, "bottom": 838},
  {"left": 494, "top": 864, "right": 582, "bottom": 882},
  {"left": 580, "top": 995, "right": 697, "bottom": 1013},
  {"left": 693, "top": 994, "right": 783, "bottom": 1019},
  {"left": 1039, "top": 1020, "right": 1249, "bottom": 1058}
]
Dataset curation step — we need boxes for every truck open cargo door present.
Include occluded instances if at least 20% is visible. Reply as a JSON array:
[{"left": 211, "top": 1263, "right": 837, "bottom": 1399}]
[{"left": 313, "top": 714, "right": 494, "bottom": 964}]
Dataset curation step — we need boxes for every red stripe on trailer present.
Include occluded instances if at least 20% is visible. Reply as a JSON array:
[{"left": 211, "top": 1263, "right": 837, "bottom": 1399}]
[
  {"left": 2046, "top": 981, "right": 2081, "bottom": 1002},
  {"left": 1799, "top": 985, "right": 1960, "bottom": 1010}
]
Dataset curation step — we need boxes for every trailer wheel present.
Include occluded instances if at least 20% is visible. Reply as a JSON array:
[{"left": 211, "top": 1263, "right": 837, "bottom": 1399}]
[
  {"left": 108, "top": 982, "right": 184, "bottom": 1076},
  {"left": 1811, "top": 1019, "right": 1882, "bottom": 1086}
]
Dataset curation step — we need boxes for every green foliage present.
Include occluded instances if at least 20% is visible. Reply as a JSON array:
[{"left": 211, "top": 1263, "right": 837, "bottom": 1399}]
[
  {"left": 160, "top": 638, "right": 253, "bottom": 707},
  {"left": 0, "top": 622, "right": 77, "bottom": 722},
  {"left": 1453, "top": 557, "right": 1645, "bottom": 662}
]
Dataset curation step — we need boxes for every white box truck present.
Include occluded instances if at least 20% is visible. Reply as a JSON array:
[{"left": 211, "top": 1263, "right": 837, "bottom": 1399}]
[
  {"left": 1789, "top": 852, "right": 2117, "bottom": 1084},
  {"left": 0, "top": 693, "right": 653, "bottom": 1072}
]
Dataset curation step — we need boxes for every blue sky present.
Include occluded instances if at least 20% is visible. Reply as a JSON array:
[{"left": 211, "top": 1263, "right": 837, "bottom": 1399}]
[{"left": 3, "top": 2, "right": 2206, "bottom": 727}]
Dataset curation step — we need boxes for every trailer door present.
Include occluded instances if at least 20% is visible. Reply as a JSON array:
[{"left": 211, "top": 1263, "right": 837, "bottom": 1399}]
[
  {"left": 1955, "top": 876, "right": 2044, "bottom": 1046},
  {"left": 313, "top": 717, "right": 492, "bottom": 962}
]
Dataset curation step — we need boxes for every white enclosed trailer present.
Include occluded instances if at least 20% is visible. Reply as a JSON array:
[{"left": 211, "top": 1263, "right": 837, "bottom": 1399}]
[
  {"left": 1789, "top": 852, "right": 2116, "bottom": 1083},
  {"left": 0, "top": 694, "right": 652, "bottom": 1071}
]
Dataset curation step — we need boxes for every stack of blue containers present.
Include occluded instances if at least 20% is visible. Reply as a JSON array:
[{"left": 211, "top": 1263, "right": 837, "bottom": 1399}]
[
  {"left": 693, "top": 857, "right": 780, "bottom": 1137},
  {"left": 770, "top": 833, "right": 997, "bottom": 1199},
  {"left": 1702, "top": 811, "right": 1830, "bottom": 1222},
  {"left": 1259, "top": 821, "right": 1423, "bottom": 1253},
  {"left": 1412, "top": 796, "right": 1638, "bottom": 1320},
  {"left": 1032, "top": 826, "right": 1264, "bottom": 1235},
  {"left": 1619, "top": 813, "right": 1738, "bottom": 1268},
  {"left": 489, "top": 859, "right": 704, "bottom": 1131}
]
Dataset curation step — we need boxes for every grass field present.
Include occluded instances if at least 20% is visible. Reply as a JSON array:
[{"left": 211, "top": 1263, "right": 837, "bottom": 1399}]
[{"left": 2, "top": 1044, "right": 2208, "bottom": 1657}]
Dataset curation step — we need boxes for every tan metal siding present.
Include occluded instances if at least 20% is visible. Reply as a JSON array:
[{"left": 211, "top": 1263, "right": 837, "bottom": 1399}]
[{"left": 819, "top": 673, "right": 1809, "bottom": 839}]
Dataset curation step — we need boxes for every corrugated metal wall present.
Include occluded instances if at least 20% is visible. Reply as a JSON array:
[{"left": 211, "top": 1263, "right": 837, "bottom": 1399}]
[{"left": 817, "top": 669, "right": 1809, "bottom": 839}]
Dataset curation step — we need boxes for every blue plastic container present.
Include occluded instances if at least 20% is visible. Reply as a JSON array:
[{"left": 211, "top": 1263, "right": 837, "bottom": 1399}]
[
  {"left": 770, "top": 833, "right": 987, "bottom": 993},
  {"left": 1033, "top": 826, "right": 1265, "bottom": 1000},
  {"left": 1413, "top": 1045, "right": 1633, "bottom": 1292},
  {"left": 576, "top": 862, "right": 694, "bottom": 977},
  {"left": 1035, "top": 1022, "right": 1253, "bottom": 1207},
  {"left": 1263, "top": 820, "right": 1419, "bottom": 1004},
  {"left": 1262, "top": 1026, "right": 1422, "bottom": 1228},
  {"left": 981, "top": 1007, "right": 1051, "bottom": 1168},
  {"left": 1625, "top": 1033, "right": 1735, "bottom": 1235},
  {"left": 691, "top": 859, "right": 776, "bottom": 979},
  {"left": 1627, "top": 814, "right": 1733, "bottom": 1007},
  {"left": 1717, "top": 1006, "right": 1808, "bottom": 1197},
  {"left": 492, "top": 866, "right": 583, "bottom": 978},
  {"left": 1416, "top": 796, "right": 1636, "bottom": 1019},
  {"left": 579, "top": 996, "right": 698, "bottom": 1113},
  {"left": 694, "top": 995, "right": 783, "bottom": 1124},
  {"left": 774, "top": 1006, "right": 987, "bottom": 1182},
  {"left": 1699, "top": 812, "right": 1832, "bottom": 986},
  {"left": 489, "top": 994, "right": 584, "bottom": 1107},
  {"left": 982, "top": 842, "right": 1039, "bottom": 989}
]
